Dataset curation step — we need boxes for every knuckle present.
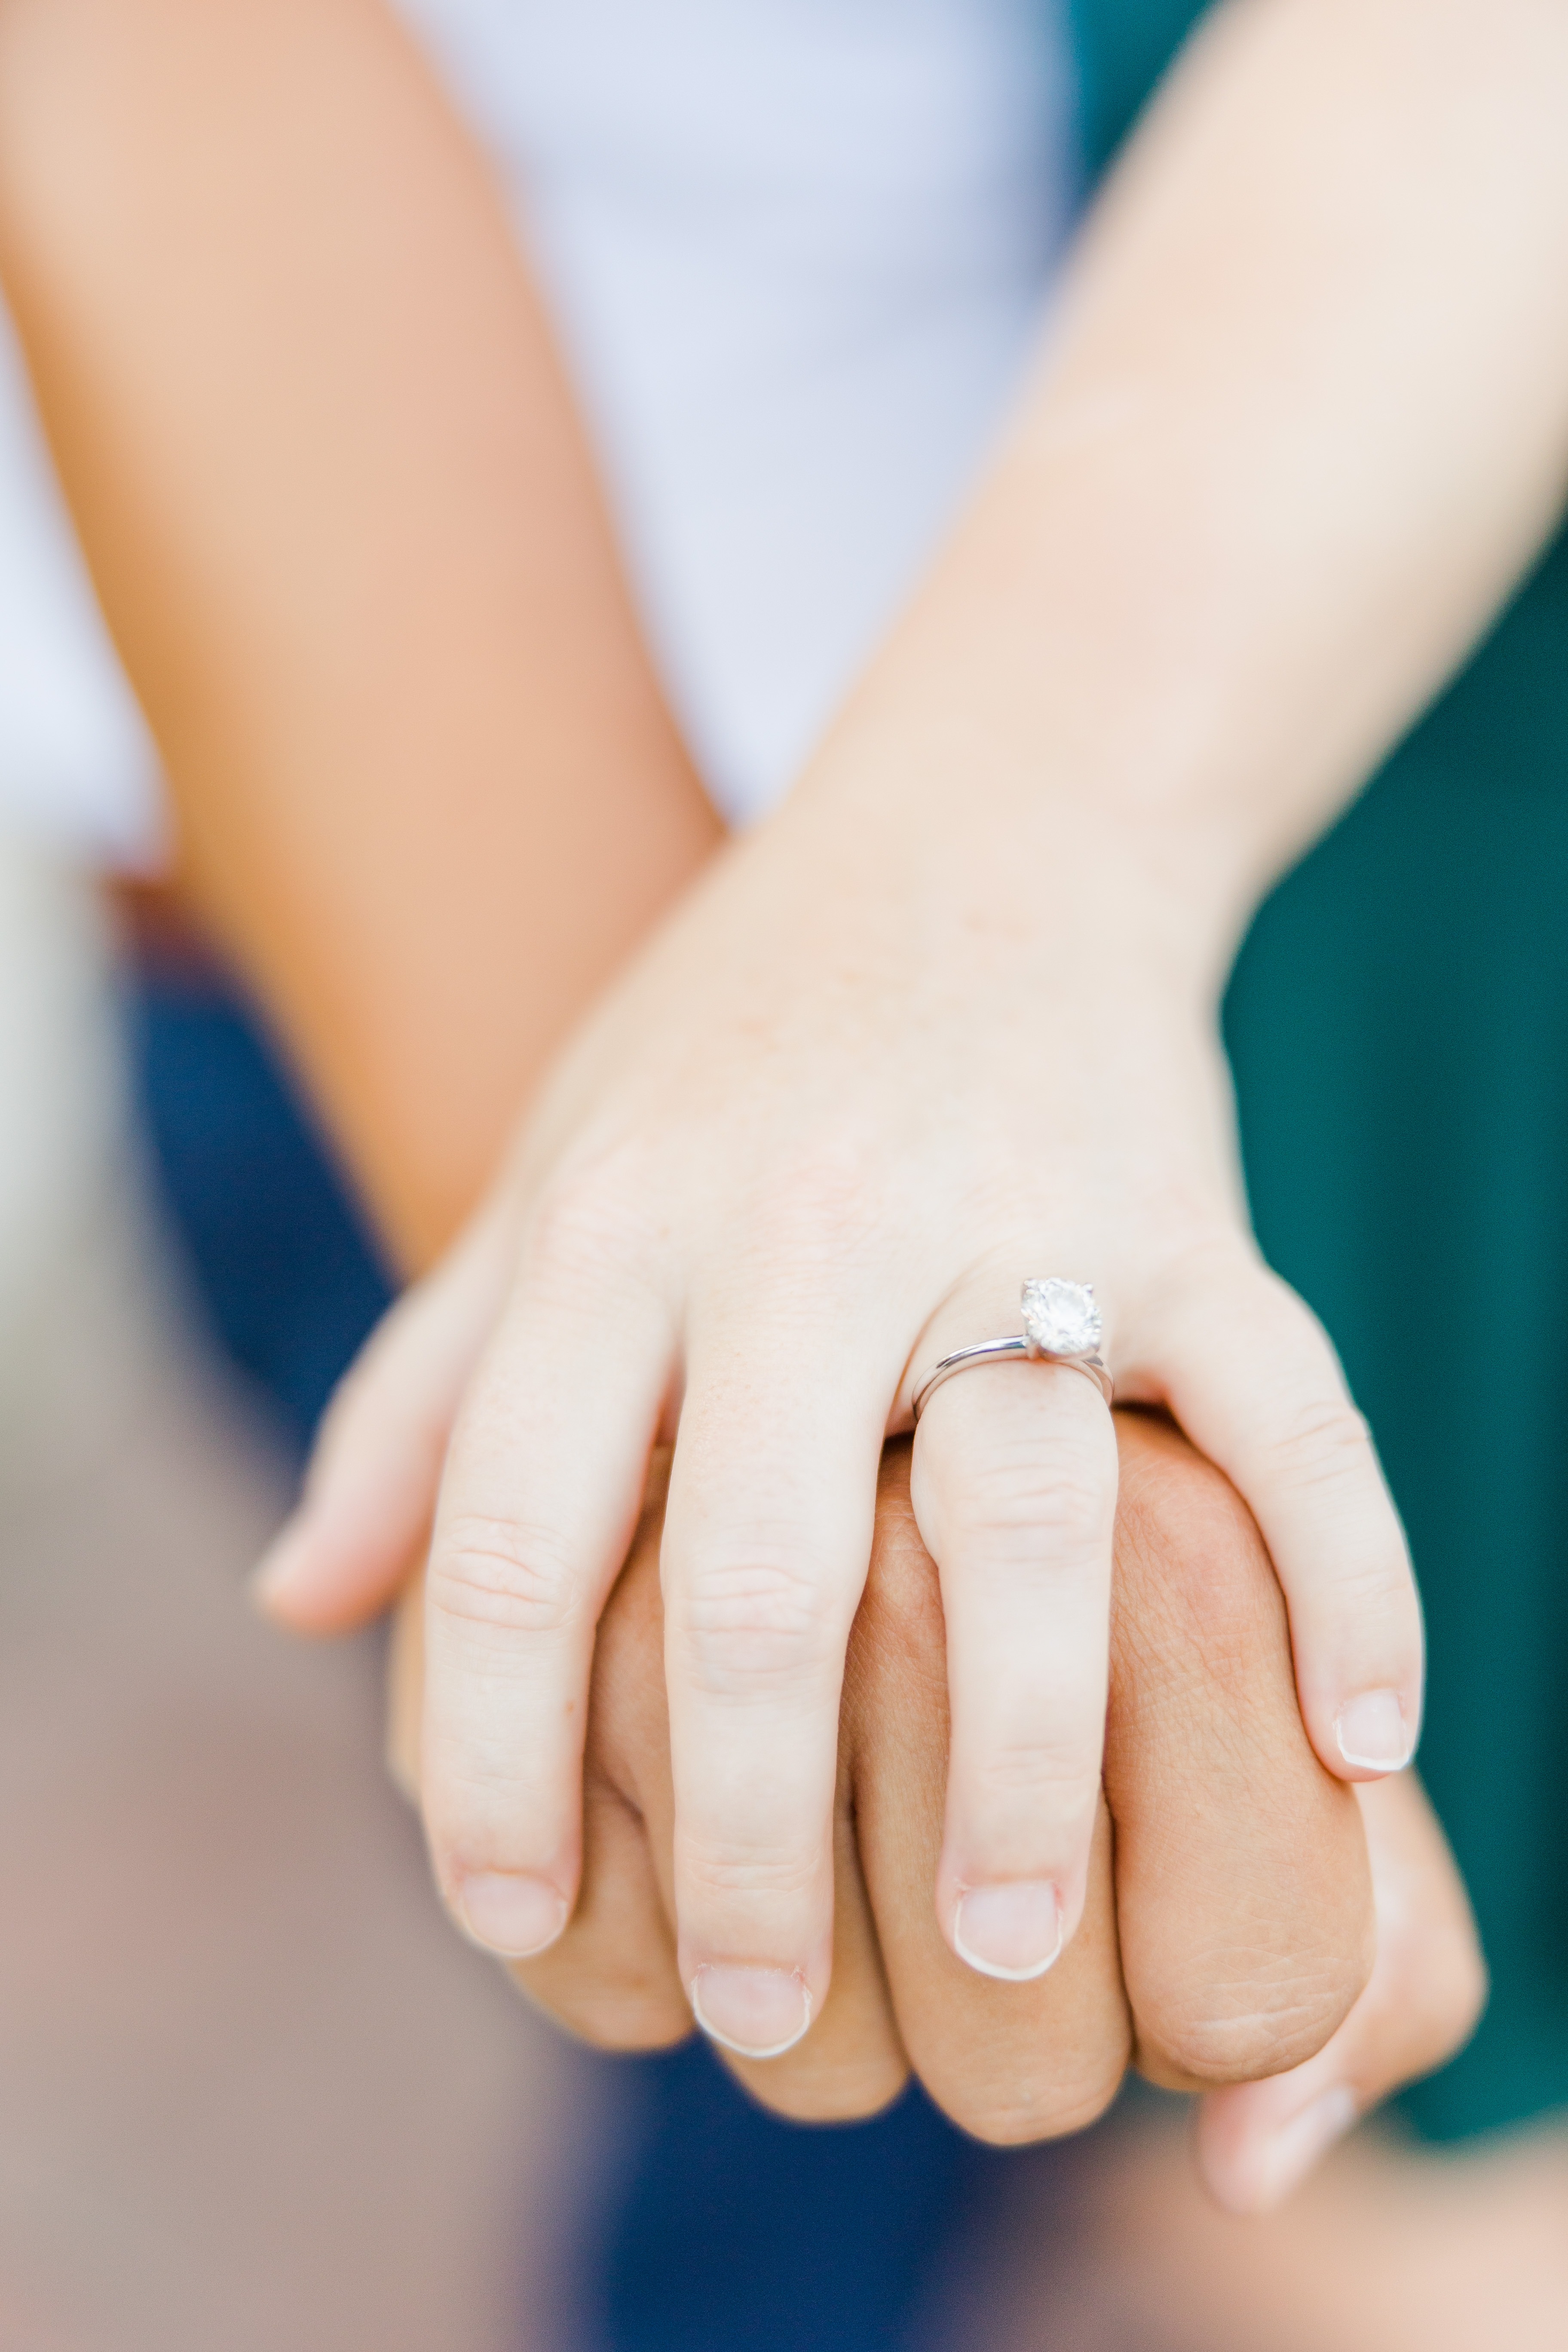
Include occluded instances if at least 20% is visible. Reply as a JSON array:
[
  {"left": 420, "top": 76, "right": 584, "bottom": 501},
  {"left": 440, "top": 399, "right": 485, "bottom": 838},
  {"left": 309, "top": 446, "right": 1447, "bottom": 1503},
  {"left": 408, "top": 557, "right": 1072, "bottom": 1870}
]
[
  {"left": 738, "top": 1141, "right": 887, "bottom": 1270},
  {"left": 1140, "top": 1952, "right": 1368, "bottom": 2088},
  {"left": 1139, "top": 1231, "right": 1259, "bottom": 1343},
  {"left": 971, "top": 1735, "right": 1098, "bottom": 1807},
  {"left": 771, "top": 1134, "right": 884, "bottom": 1225},
  {"left": 944, "top": 1415, "right": 1110, "bottom": 1526},
  {"left": 677, "top": 1556, "right": 840, "bottom": 1694},
  {"left": 430, "top": 1513, "right": 581, "bottom": 1638},
  {"left": 524, "top": 1155, "right": 661, "bottom": 1301},
  {"left": 1265, "top": 1393, "right": 1375, "bottom": 1495},
  {"left": 946, "top": 1459, "right": 1110, "bottom": 1569},
  {"left": 677, "top": 1832, "right": 821, "bottom": 1904}
]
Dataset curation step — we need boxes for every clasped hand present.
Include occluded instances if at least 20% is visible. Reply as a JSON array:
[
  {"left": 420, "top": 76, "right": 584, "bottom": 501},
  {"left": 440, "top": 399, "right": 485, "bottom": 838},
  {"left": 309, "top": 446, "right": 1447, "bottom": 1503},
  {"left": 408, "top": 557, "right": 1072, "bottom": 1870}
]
[
  {"left": 260, "top": 756, "right": 1424, "bottom": 2065},
  {"left": 386, "top": 1415, "right": 1478, "bottom": 2208}
]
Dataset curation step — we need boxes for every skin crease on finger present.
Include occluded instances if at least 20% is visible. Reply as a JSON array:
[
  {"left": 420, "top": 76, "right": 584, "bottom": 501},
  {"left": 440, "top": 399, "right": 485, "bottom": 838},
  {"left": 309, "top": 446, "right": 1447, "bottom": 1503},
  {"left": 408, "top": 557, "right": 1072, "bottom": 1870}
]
[
  {"left": 389, "top": 1414, "right": 1376, "bottom": 2145},
  {"left": 844, "top": 1416, "right": 1372, "bottom": 2142},
  {"left": 389, "top": 1459, "right": 913, "bottom": 2114}
]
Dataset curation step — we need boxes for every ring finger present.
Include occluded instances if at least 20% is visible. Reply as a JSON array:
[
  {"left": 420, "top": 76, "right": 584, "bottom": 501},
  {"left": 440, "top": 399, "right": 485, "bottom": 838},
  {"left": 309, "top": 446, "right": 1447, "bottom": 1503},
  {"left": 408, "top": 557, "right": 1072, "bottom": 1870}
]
[{"left": 908, "top": 1281, "right": 1119, "bottom": 1983}]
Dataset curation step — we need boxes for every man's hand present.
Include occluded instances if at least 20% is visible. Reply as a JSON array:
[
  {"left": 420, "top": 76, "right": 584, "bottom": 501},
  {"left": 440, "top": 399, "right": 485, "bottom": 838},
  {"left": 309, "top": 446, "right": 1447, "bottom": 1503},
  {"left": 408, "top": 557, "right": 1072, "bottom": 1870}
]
[{"left": 388, "top": 1409, "right": 1481, "bottom": 2197}]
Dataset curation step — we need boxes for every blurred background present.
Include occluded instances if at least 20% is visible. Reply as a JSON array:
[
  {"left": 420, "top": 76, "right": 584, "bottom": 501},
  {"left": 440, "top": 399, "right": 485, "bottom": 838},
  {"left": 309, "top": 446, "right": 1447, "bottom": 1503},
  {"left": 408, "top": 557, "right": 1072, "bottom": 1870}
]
[{"left": 0, "top": 835, "right": 604, "bottom": 2350}]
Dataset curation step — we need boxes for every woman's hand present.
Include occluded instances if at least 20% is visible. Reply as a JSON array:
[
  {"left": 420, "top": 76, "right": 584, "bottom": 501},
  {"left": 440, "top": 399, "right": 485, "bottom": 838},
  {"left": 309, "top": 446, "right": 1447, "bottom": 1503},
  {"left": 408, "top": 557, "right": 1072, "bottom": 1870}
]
[
  {"left": 254, "top": 0, "right": 1568, "bottom": 2060},
  {"left": 384, "top": 1413, "right": 1479, "bottom": 2203},
  {"left": 259, "top": 744, "right": 1420, "bottom": 2054}
]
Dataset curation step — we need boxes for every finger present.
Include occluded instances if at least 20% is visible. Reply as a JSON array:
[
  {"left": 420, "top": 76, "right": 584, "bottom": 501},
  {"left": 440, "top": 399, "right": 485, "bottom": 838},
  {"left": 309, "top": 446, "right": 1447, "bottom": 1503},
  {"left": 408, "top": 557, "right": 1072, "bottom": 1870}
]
[
  {"left": 531, "top": 1465, "right": 909, "bottom": 2104},
  {"left": 391, "top": 1476, "right": 692, "bottom": 2050},
  {"left": 630, "top": 1654, "right": 913, "bottom": 2118},
  {"left": 508, "top": 1460, "right": 691, "bottom": 2049},
  {"left": 910, "top": 1348, "right": 1118, "bottom": 1981},
  {"left": 659, "top": 1281, "right": 889, "bottom": 2062},
  {"left": 395, "top": 1446, "right": 911, "bottom": 2101},
  {"left": 1145, "top": 1250, "right": 1424, "bottom": 1783},
  {"left": 1195, "top": 1773, "right": 1485, "bottom": 2214},
  {"left": 421, "top": 1188, "right": 674, "bottom": 1963},
  {"left": 543, "top": 1451, "right": 909, "bottom": 2112},
  {"left": 714, "top": 1751, "right": 912, "bottom": 2122},
  {"left": 846, "top": 1442, "right": 1132, "bottom": 2144},
  {"left": 1103, "top": 1409, "right": 1374, "bottom": 2089},
  {"left": 253, "top": 1199, "right": 514, "bottom": 1632}
]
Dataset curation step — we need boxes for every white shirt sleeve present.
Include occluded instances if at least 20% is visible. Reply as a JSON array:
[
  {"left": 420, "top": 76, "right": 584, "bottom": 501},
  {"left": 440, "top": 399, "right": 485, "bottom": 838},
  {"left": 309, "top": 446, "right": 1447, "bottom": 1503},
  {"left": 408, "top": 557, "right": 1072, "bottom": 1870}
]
[{"left": 0, "top": 298, "right": 167, "bottom": 873}]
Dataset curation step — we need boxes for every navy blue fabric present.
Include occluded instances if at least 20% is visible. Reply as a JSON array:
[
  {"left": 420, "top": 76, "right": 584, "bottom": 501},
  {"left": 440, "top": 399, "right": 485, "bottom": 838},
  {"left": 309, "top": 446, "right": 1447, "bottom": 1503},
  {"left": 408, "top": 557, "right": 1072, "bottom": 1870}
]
[
  {"left": 123, "top": 962, "right": 393, "bottom": 1452},
  {"left": 583, "top": 2045, "right": 999, "bottom": 2352}
]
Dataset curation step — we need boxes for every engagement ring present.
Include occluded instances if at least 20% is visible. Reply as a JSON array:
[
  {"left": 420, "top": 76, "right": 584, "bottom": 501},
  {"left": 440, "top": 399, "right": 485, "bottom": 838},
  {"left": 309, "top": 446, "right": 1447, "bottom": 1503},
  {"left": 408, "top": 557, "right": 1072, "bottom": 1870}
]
[{"left": 910, "top": 1279, "right": 1113, "bottom": 1420}]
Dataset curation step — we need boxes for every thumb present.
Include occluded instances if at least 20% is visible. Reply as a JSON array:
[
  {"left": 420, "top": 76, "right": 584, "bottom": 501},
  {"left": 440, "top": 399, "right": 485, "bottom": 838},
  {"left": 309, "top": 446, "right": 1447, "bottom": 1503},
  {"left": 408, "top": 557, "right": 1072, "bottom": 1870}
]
[
  {"left": 251, "top": 1200, "right": 513, "bottom": 1633},
  {"left": 1194, "top": 1772, "right": 1486, "bottom": 2214}
]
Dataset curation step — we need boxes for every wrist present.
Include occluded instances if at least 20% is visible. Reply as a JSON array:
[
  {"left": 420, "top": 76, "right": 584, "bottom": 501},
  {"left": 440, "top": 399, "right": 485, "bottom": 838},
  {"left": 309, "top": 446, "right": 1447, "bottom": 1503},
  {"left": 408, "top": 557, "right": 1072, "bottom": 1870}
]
[
  {"left": 789, "top": 425, "right": 1327, "bottom": 990},
  {"left": 793, "top": 679, "right": 1257, "bottom": 1016}
]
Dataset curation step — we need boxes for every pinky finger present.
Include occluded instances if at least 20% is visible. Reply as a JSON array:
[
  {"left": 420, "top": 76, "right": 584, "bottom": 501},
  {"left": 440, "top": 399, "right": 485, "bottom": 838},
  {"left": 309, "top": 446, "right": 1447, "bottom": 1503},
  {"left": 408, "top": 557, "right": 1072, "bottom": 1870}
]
[
  {"left": 1195, "top": 1774, "right": 1486, "bottom": 2214},
  {"left": 1153, "top": 1257, "right": 1424, "bottom": 1782},
  {"left": 251, "top": 1197, "right": 514, "bottom": 1632}
]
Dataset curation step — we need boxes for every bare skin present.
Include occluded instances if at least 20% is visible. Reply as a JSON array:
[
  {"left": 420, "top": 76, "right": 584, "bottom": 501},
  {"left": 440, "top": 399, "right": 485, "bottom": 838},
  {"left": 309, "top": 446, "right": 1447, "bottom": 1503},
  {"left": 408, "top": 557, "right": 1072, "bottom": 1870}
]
[
  {"left": 267, "top": 0, "right": 1568, "bottom": 2053},
  {"left": 388, "top": 1414, "right": 1478, "bottom": 2206},
  {"left": 0, "top": 0, "right": 720, "bottom": 1271},
  {"left": 1069, "top": 2117, "right": 1568, "bottom": 2352},
  {"left": 0, "top": 0, "right": 1507, "bottom": 2236}
]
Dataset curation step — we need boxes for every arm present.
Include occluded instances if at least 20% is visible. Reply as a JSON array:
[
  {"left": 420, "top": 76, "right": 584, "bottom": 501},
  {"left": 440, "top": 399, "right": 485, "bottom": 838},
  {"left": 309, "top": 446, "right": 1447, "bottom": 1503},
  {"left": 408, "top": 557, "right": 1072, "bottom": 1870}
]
[
  {"left": 0, "top": 0, "right": 719, "bottom": 1271},
  {"left": 0, "top": 0, "right": 1482, "bottom": 2182},
  {"left": 270, "top": 0, "right": 1568, "bottom": 2047},
  {"left": 904, "top": 0, "right": 1568, "bottom": 933}
]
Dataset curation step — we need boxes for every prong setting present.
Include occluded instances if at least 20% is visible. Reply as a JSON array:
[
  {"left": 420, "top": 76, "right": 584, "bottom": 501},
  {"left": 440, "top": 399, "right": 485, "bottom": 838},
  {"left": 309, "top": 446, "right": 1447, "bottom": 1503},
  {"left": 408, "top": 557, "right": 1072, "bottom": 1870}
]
[{"left": 1020, "top": 1278, "right": 1101, "bottom": 1358}]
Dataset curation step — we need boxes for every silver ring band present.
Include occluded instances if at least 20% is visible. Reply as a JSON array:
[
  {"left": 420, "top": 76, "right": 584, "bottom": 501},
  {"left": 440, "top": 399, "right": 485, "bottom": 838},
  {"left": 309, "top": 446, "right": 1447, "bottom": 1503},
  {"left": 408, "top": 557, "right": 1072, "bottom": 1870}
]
[
  {"left": 910, "top": 1280, "right": 1113, "bottom": 1422},
  {"left": 911, "top": 1339, "right": 1112, "bottom": 1419}
]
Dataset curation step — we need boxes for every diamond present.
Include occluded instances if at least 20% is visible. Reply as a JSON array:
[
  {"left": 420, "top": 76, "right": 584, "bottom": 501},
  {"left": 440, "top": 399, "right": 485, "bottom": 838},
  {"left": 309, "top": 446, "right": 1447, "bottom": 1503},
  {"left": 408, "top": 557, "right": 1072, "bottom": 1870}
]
[{"left": 1020, "top": 1277, "right": 1101, "bottom": 1357}]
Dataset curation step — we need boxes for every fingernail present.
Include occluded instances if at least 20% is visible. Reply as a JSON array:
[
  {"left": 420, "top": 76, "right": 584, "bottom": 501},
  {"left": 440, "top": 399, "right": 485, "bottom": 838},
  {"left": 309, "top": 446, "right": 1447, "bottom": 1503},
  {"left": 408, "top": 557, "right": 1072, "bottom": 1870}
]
[
  {"left": 1336, "top": 1689, "right": 1412, "bottom": 1771},
  {"left": 455, "top": 1871, "right": 567, "bottom": 1960},
  {"left": 689, "top": 1965, "right": 813, "bottom": 2059},
  {"left": 953, "top": 1882, "right": 1063, "bottom": 1981},
  {"left": 1252, "top": 2085, "right": 1357, "bottom": 2211}
]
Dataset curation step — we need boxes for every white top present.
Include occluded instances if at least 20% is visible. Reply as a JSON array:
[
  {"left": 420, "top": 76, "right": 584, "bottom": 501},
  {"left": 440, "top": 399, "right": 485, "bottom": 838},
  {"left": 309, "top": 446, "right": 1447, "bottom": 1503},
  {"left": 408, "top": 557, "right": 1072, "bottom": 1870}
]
[
  {"left": 0, "top": 0, "right": 1075, "bottom": 858},
  {"left": 0, "top": 305, "right": 165, "bottom": 867}
]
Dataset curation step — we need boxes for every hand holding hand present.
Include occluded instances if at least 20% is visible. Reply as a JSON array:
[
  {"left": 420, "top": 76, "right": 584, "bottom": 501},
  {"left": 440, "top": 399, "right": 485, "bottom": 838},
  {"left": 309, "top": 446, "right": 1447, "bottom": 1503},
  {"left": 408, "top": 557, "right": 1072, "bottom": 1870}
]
[
  {"left": 260, "top": 742, "right": 1423, "bottom": 2054},
  {"left": 384, "top": 1412, "right": 1476, "bottom": 2201}
]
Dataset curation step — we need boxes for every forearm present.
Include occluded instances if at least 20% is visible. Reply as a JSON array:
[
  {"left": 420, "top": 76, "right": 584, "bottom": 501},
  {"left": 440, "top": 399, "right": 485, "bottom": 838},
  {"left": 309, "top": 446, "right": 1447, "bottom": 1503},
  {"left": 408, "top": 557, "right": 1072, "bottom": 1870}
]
[
  {"left": 811, "top": 0, "right": 1568, "bottom": 972},
  {"left": 0, "top": 0, "right": 719, "bottom": 1270}
]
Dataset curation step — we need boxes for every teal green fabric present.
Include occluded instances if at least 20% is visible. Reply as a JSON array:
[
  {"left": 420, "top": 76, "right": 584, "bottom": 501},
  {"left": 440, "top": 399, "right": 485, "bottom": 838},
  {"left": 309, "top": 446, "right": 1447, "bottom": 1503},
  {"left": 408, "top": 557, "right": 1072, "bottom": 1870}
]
[
  {"left": 1069, "top": 0, "right": 1568, "bottom": 2141},
  {"left": 1068, "top": 0, "right": 1211, "bottom": 175}
]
